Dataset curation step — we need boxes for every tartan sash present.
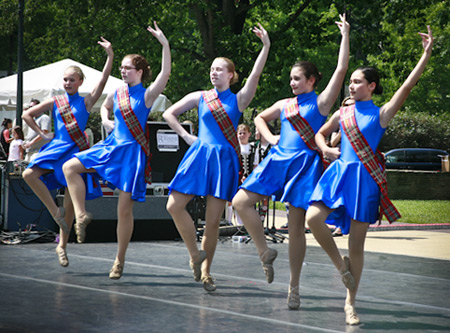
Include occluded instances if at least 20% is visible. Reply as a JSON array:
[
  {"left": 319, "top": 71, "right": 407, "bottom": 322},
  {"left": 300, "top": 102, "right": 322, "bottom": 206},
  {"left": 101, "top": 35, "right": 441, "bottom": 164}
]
[
  {"left": 340, "top": 105, "right": 401, "bottom": 223},
  {"left": 54, "top": 95, "right": 89, "bottom": 151},
  {"left": 117, "top": 86, "right": 152, "bottom": 184},
  {"left": 202, "top": 89, "right": 241, "bottom": 160},
  {"left": 284, "top": 97, "right": 330, "bottom": 168}
]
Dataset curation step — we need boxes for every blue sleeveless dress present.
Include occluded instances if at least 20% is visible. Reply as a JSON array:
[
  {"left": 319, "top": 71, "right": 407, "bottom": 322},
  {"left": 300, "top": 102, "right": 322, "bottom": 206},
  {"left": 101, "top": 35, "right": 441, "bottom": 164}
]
[
  {"left": 75, "top": 83, "right": 151, "bottom": 202},
  {"left": 241, "top": 91, "right": 326, "bottom": 209},
  {"left": 168, "top": 88, "right": 241, "bottom": 201},
  {"left": 310, "top": 100, "right": 386, "bottom": 234},
  {"left": 27, "top": 92, "right": 101, "bottom": 199}
]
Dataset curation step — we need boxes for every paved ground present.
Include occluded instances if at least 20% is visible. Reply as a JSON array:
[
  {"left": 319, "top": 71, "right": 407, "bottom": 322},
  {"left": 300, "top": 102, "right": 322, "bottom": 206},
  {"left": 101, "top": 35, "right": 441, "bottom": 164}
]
[
  {"left": 268, "top": 210, "right": 450, "bottom": 260},
  {"left": 1, "top": 214, "right": 449, "bottom": 333}
]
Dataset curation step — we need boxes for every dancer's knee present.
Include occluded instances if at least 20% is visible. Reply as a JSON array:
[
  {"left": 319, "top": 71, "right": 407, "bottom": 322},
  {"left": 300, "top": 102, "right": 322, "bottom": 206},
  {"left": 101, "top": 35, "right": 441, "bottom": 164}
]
[
  {"left": 62, "top": 158, "right": 77, "bottom": 177},
  {"left": 232, "top": 189, "right": 254, "bottom": 212},
  {"left": 22, "top": 168, "right": 32, "bottom": 181},
  {"left": 306, "top": 202, "right": 330, "bottom": 229},
  {"left": 166, "top": 194, "right": 185, "bottom": 216},
  {"left": 166, "top": 197, "right": 176, "bottom": 215}
]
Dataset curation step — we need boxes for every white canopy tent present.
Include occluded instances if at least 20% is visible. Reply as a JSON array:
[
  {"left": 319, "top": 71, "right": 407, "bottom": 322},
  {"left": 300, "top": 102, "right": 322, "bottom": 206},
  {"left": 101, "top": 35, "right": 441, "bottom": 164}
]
[{"left": 0, "top": 58, "right": 171, "bottom": 120}]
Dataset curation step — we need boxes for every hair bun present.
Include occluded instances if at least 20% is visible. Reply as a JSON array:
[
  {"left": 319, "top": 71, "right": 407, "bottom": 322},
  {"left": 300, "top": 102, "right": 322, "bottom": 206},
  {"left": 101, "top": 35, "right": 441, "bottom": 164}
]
[{"left": 374, "top": 84, "right": 383, "bottom": 95}]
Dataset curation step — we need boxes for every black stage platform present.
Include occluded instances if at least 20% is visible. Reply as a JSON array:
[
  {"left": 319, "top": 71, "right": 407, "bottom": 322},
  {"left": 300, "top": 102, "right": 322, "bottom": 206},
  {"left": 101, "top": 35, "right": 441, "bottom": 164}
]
[{"left": 1, "top": 240, "right": 449, "bottom": 332}]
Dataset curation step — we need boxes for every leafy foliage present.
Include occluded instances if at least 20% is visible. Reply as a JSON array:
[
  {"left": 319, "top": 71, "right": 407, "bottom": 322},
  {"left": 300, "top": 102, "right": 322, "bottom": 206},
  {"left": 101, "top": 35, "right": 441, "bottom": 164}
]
[
  {"left": 380, "top": 110, "right": 450, "bottom": 152},
  {"left": 1, "top": 0, "right": 449, "bottom": 147}
]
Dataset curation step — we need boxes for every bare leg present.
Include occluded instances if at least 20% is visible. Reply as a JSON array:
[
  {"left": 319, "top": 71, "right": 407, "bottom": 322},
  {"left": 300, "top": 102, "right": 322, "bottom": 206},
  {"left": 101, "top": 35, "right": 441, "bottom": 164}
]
[
  {"left": 22, "top": 166, "right": 58, "bottom": 218},
  {"left": 232, "top": 189, "right": 267, "bottom": 256},
  {"left": 233, "top": 189, "right": 277, "bottom": 283},
  {"left": 346, "top": 220, "right": 369, "bottom": 306},
  {"left": 287, "top": 205, "right": 306, "bottom": 290},
  {"left": 107, "top": 190, "right": 135, "bottom": 279},
  {"left": 166, "top": 191, "right": 200, "bottom": 260},
  {"left": 54, "top": 189, "right": 75, "bottom": 267},
  {"left": 58, "top": 189, "right": 75, "bottom": 249},
  {"left": 63, "top": 157, "right": 94, "bottom": 221},
  {"left": 306, "top": 202, "right": 345, "bottom": 271},
  {"left": 284, "top": 205, "right": 307, "bottom": 309},
  {"left": 115, "top": 190, "right": 134, "bottom": 263},
  {"left": 201, "top": 196, "right": 226, "bottom": 275}
]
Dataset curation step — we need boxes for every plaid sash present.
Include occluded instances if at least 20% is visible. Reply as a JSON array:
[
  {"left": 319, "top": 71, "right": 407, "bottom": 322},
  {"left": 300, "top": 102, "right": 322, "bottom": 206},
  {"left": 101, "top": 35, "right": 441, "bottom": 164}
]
[
  {"left": 54, "top": 95, "right": 89, "bottom": 151},
  {"left": 284, "top": 97, "right": 330, "bottom": 168},
  {"left": 117, "top": 86, "right": 152, "bottom": 184},
  {"left": 202, "top": 89, "right": 240, "bottom": 160},
  {"left": 340, "top": 105, "right": 401, "bottom": 223}
]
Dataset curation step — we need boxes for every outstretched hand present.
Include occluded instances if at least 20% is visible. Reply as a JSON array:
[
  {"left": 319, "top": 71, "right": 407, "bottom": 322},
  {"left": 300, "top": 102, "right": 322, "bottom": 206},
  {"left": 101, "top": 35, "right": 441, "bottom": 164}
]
[
  {"left": 253, "top": 23, "right": 270, "bottom": 47},
  {"left": 419, "top": 25, "right": 434, "bottom": 54},
  {"left": 147, "top": 21, "right": 169, "bottom": 46},
  {"left": 335, "top": 13, "right": 350, "bottom": 36},
  {"left": 98, "top": 37, "right": 113, "bottom": 55}
]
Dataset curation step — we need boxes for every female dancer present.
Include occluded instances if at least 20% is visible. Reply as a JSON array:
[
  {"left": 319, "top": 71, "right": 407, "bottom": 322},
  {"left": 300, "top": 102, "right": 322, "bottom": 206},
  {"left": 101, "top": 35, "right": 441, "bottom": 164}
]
[
  {"left": 63, "top": 23, "right": 170, "bottom": 279},
  {"left": 22, "top": 38, "right": 113, "bottom": 267},
  {"left": 306, "top": 27, "right": 433, "bottom": 325},
  {"left": 163, "top": 23, "right": 270, "bottom": 292},
  {"left": 232, "top": 14, "right": 349, "bottom": 310},
  {"left": 329, "top": 96, "right": 355, "bottom": 238}
]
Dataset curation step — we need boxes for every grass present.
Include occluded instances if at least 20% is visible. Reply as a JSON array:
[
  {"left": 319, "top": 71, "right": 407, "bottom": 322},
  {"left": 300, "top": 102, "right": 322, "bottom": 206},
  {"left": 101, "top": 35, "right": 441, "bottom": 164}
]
[
  {"left": 274, "top": 200, "right": 450, "bottom": 224},
  {"left": 392, "top": 200, "right": 450, "bottom": 224}
]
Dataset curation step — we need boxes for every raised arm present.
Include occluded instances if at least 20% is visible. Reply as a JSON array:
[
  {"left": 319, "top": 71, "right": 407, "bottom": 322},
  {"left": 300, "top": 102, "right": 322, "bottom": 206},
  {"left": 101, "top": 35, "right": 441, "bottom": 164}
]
[
  {"left": 85, "top": 37, "right": 114, "bottom": 112},
  {"left": 145, "top": 22, "right": 171, "bottom": 108},
  {"left": 237, "top": 23, "right": 270, "bottom": 111},
  {"left": 317, "top": 13, "right": 350, "bottom": 116},
  {"left": 254, "top": 99, "right": 285, "bottom": 146},
  {"left": 163, "top": 92, "right": 201, "bottom": 146},
  {"left": 380, "top": 26, "right": 433, "bottom": 128}
]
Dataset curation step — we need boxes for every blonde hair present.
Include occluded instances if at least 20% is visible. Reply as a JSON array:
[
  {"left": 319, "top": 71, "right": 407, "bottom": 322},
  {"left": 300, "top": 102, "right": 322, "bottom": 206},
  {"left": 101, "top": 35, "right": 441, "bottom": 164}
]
[
  {"left": 215, "top": 57, "right": 239, "bottom": 85},
  {"left": 65, "top": 66, "right": 85, "bottom": 81},
  {"left": 237, "top": 124, "right": 250, "bottom": 133}
]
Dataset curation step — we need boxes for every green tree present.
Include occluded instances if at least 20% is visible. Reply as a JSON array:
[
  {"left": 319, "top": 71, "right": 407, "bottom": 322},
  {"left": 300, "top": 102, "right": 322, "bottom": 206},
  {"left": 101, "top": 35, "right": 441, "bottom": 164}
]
[
  {"left": 365, "top": 0, "right": 449, "bottom": 115},
  {"left": 1, "top": 0, "right": 448, "bottom": 146}
]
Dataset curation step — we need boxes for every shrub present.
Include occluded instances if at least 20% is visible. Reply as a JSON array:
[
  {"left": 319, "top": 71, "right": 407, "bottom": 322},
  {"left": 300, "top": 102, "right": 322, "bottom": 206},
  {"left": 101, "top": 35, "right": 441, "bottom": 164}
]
[{"left": 380, "top": 111, "right": 450, "bottom": 152}]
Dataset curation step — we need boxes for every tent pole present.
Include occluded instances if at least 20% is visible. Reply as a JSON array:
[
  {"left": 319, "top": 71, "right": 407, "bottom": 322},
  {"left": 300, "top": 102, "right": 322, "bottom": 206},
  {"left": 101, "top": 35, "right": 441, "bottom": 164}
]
[{"left": 16, "top": 0, "right": 24, "bottom": 127}]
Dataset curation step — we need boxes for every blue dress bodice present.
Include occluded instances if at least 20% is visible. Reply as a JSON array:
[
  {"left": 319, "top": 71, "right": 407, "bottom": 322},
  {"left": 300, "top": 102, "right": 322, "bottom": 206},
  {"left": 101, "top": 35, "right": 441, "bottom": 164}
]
[
  {"left": 339, "top": 100, "right": 386, "bottom": 162},
  {"left": 197, "top": 88, "right": 241, "bottom": 145},
  {"left": 112, "top": 83, "right": 151, "bottom": 141},
  {"left": 278, "top": 91, "right": 326, "bottom": 150}
]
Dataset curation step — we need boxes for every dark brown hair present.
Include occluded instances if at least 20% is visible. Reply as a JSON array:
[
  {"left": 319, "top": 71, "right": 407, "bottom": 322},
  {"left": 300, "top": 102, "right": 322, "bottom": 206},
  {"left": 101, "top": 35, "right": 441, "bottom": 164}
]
[
  {"left": 124, "top": 54, "right": 152, "bottom": 82},
  {"left": 292, "top": 61, "right": 323, "bottom": 88},
  {"left": 355, "top": 67, "right": 383, "bottom": 95},
  {"left": 13, "top": 126, "right": 24, "bottom": 140}
]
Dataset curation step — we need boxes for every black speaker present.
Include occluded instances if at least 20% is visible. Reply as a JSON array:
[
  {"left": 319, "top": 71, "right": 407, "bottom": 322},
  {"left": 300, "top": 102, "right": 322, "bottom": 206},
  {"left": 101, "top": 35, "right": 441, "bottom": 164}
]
[
  {"left": 147, "top": 121, "right": 192, "bottom": 183},
  {"left": 84, "top": 195, "right": 181, "bottom": 242},
  {"left": 1, "top": 176, "right": 57, "bottom": 232},
  {"left": 56, "top": 194, "right": 181, "bottom": 242}
]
